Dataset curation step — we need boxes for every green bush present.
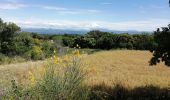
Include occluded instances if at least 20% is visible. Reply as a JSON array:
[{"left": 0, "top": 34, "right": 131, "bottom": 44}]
[
  {"left": 30, "top": 46, "right": 45, "bottom": 60},
  {"left": 72, "top": 36, "right": 96, "bottom": 48},
  {"left": 41, "top": 41, "right": 55, "bottom": 58},
  {"left": 23, "top": 45, "right": 45, "bottom": 60},
  {"left": 13, "top": 32, "right": 33, "bottom": 55},
  {"left": 62, "top": 37, "right": 74, "bottom": 47}
]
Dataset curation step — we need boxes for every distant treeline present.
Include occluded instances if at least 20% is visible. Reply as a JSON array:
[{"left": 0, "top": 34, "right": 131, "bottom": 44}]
[
  {"left": 62, "top": 30, "right": 156, "bottom": 50},
  {"left": 26, "top": 30, "right": 156, "bottom": 51}
]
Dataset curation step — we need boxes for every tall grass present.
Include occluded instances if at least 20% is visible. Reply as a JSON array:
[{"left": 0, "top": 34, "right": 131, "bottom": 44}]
[
  {"left": 2, "top": 49, "right": 89, "bottom": 100},
  {"left": 0, "top": 53, "right": 25, "bottom": 65},
  {"left": 1, "top": 50, "right": 170, "bottom": 100}
]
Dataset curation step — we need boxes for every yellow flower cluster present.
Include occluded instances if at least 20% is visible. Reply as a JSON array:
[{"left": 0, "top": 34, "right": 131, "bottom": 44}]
[
  {"left": 74, "top": 49, "right": 80, "bottom": 57},
  {"left": 28, "top": 71, "right": 35, "bottom": 85},
  {"left": 26, "top": 47, "right": 84, "bottom": 85},
  {"left": 53, "top": 55, "right": 61, "bottom": 64},
  {"left": 73, "top": 44, "right": 81, "bottom": 57}
]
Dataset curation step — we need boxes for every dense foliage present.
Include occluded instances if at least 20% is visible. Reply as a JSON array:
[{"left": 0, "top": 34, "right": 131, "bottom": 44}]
[
  {"left": 0, "top": 18, "right": 56, "bottom": 61},
  {"left": 62, "top": 30, "right": 156, "bottom": 50},
  {"left": 150, "top": 24, "right": 170, "bottom": 66}
]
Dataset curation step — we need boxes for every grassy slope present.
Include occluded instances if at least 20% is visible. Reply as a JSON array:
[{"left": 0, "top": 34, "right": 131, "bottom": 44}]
[
  {"left": 83, "top": 50, "right": 170, "bottom": 89},
  {"left": 0, "top": 50, "right": 170, "bottom": 90}
]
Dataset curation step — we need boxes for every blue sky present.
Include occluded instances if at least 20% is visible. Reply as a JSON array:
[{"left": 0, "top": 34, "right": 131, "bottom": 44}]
[{"left": 0, "top": 0, "right": 169, "bottom": 31}]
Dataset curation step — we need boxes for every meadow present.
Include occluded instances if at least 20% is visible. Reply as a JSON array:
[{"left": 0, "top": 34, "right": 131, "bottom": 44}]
[{"left": 0, "top": 50, "right": 170, "bottom": 99}]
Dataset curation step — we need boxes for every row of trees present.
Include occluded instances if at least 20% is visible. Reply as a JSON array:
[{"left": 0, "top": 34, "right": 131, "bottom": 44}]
[
  {"left": 63, "top": 30, "right": 156, "bottom": 50},
  {"left": 0, "top": 18, "right": 56, "bottom": 60}
]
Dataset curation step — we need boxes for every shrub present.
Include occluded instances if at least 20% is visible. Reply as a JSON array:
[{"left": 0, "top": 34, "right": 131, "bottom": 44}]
[
  {"left": 3, "top": 50, "right": 89, "bottom": 100},
  {"left": 13, "top": 32, "right": 33, "bottom": 55},
  {"left": 30, "top": 46, "right": 45, "bottom": 60},
  {"left": 23, "top": 46, "right": 45, "bottom": 60},
  {"left": 72, "top": 36, "right": 96, "bottom": 48},
  {"left": 41, "top": 41, "right": 55, "bottom": 58},
  {"left": 62, "top": 37, "right": 74, "bottom": 47}
]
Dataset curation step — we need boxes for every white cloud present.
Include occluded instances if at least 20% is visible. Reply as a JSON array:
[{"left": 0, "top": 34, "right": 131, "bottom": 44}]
[
  {"left": 100, "top": 19, "right": 169, "bottom": 31},
  {"left": 101, "top": 2, "right": 112, "bottom": 5},
  {"left": 0, "top": 3, "right": 27, "bottom": 10},
  {"left": 42, "top": 6, "right": 68, "bottom": 11},
  {"left": 42, "top": 5, "right": 100, "bottom": 15},
  {"left": 0, "top": 2, "right": 100, "bottom": 15},
  {"left": 2, "top": 17, "right": 169, "bottom": 31}
]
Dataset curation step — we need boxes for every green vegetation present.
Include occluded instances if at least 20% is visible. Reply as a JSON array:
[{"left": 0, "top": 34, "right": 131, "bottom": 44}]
[
  {"left": 150, "top": 24, "right": 170, "bottom": 66},
  {"left": 2, "top": 51, "right": 89, "bottom": 100},
  {"left": 0, "top": 18, "right": 156, "bottom": 65},
  {"left": 0, "top": 18, "right": 56, "bottom": 64},
  {"left": 62, "top": 30, "right": 156, "bottom": 50},
  {"left": 1, "top": 50, "right": 170, "bottom": 100},
  {"left": 1, "top": 17, "right": 170, "bottom": 99}
]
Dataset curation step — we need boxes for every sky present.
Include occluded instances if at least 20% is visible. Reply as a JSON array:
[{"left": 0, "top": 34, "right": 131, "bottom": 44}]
[{"left": 0, "top": 0, "right": 170, "bottom": 31}]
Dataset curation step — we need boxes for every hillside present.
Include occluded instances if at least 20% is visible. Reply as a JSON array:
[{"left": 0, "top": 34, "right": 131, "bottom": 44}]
[{"left": 1, "top": 50, "right": 170, "bottom": 89}]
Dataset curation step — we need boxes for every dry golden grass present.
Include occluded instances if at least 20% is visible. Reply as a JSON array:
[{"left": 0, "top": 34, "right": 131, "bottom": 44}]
[
  {"left": 0, "top": 50, "right": 170, "bottom": 90},
  {"left": 0, "top": 60, "right": 46, "bottom": 89},
  {"left": 83, "top": 50, "right": 170, "bottom": 89}
]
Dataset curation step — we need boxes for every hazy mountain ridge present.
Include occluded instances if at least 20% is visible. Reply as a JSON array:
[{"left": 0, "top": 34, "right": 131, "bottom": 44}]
[{"left": 22, "top": 28, "right": 151, "bottom": 34}]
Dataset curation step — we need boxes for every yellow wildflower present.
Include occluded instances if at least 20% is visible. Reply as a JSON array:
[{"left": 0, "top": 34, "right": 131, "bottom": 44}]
[
  {"left": 28, "top": 71, "right": 35, "bottom": 85},
  {"left": 53, "top": 55, "right": 61, "bottom": 64},
  {"left": 74, "top": 49, "right": 80, "bottom": 57}
]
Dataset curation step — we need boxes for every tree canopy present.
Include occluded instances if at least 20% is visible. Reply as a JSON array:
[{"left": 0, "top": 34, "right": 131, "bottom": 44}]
[
  {"left": 150, "top": 24, "right": 170, "bottom": 66},
  {"left": 0, "top": 18, "right": 20, "bottom": 55}
]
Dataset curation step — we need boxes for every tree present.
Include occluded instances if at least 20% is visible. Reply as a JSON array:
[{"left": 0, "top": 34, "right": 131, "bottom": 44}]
[
  {"left": 0, "top": 18, "right": 21, "bottom": 55},
  {"left": 150, "top": 24, "right": 170, "bottom": 66},
  {"left": 13, "top": 32, "right": 33, "bottom": 55}
]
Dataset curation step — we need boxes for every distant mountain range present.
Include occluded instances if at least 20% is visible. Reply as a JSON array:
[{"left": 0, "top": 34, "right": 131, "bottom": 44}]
[{"left": 22, "top": 28, "right": 151, "bottom": 34}]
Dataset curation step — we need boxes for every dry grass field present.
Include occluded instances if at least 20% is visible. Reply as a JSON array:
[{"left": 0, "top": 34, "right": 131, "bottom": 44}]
[
  {"left": 0, "top": 50, "right": 170, "bottom": 91},
  {"left": 83, "top": 50, "right": 170, "bottom": 89}
]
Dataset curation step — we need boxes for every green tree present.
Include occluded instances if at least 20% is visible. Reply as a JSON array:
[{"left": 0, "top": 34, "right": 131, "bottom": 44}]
[
  {"left": 0, "top": 18, "right": 21, "bottom": 55},
  {"left": 72, "top": 36, "right": 96, "bottom": 48},
  {"left": 132, "top": 34, "right": 155, "bottom": 50},
  {"left": 13, "top": 32, "right": 33, "bottom": 55},
  {"left": 150, "top": 24, "right": 170, "bottom": 66}
]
